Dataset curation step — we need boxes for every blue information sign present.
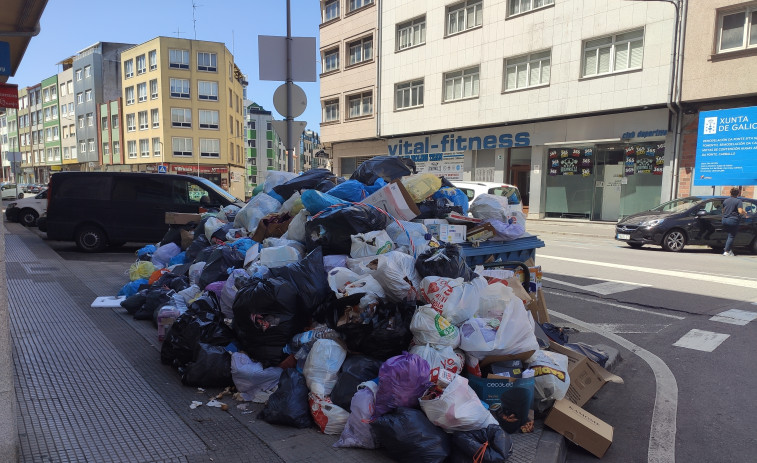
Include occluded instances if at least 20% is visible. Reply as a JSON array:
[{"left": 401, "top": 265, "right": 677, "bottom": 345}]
[
  {"left": 695, "top": 106, "right": 757, "bottom": 186},
  {"left": 158, "top": 165, "right": 167, "bottom": 173},
  {"left": 0, "top": 42, "right": 9, "bottom": 76}
]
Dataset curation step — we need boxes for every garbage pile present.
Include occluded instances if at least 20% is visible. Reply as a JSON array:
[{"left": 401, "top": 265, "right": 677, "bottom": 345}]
[{"left": 114, "top": 156, "right": 622, "bottom": 461}]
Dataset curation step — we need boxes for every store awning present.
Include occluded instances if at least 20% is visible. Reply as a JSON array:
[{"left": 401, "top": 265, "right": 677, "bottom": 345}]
[{"left": 0, "top": 0, "right": 48, "bottom": 83}]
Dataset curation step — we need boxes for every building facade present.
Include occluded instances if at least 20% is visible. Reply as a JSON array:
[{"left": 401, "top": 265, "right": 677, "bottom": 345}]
[
  {"left": 320, "top": 0, "right": 678, "bottom": 221},
  {"left": 41, "top": 74, "right": 61, "bottom": 182},
  {"left": 299, "top": 129, "right": 328, "bottom": 171},
  {"left": 244, "top": 101, "right": 279, "bottom": 195},
  {"left": 57, "top": 67, "right": 76, "bottom": 168},
  {"left": 120, "top": 37, "right": 247, "bottom": 199}
]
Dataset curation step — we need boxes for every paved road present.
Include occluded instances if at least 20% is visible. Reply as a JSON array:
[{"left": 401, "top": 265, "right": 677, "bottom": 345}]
[{"left": 534, "top": 232, "right": 757, "bottom": 462}]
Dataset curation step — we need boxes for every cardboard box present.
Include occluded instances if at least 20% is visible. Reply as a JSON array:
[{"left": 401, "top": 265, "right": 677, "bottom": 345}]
[
  {"left": 413, "top": 218, "right": 448, "bottom": 226},
  {"left": 165, "top": 212, "right": 202, "bottom": 225},
  {"left": 515, "top": 265, "right": 543, "bottom": 293},
  {"left": 362, "top": 181, "right": 421, "bottom": 221},
  {"left": 525, "top": 288, "right": 550, "bottom": 324},
  {"left": 549, "top": 342, "right": 623, "bottom": 407},
  {"left": 427, "top": 224, "right": 466, "bottom": 243},
  {"left": 545, "top": 399, "right": 614, "bottom": 458},
  {"left": 467, "top": 223, "right": 497, "bottom": 243}
]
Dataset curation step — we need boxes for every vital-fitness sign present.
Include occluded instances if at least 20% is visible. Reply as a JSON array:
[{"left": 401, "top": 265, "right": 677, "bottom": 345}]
[{"left": 695, "top": 106, "right": 757, "bottom": 186}]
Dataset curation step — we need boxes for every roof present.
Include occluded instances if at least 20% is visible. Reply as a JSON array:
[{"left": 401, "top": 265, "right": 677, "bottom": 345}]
[{"left": 0, "top": 0, "right": 49, "bottom": 82}]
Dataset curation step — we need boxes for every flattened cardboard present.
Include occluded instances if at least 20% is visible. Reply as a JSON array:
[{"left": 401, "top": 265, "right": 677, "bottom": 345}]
[
  {"left": 525, "top": 288, "right": 550, "bottom": 324},
  {"left": 165, "top": 212, "right": 202, "bottom": 225},
  {"left": 479, "top": 350, "right": 535, "bottom": 367},
  {"left": 362, "top": 181, "right": 421, "bottom": 221},
  {"left": 549, "top": 341, "right": 623, "bottom": 407},
  {"left": 545, "top": 399, "right": 613, "bottom": 458}
]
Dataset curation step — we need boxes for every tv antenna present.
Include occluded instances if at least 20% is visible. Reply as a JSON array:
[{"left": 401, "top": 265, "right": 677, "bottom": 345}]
[
  {"left": 191, "top": 0, "right": 202, "bottom": 39},
  {"left": 174, "top": 27, "right": 183, "bottom": 38}
]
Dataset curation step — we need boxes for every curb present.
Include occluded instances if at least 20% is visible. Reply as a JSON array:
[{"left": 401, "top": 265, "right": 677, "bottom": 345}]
[
  {"left": 0, "top": 224, "right": 20, "bottom": 463},
  {"left": 533, "top": 428, "right": 567, "bottom": 463}
]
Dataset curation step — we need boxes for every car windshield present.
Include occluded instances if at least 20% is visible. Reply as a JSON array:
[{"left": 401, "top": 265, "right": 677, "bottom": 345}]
[{"left": 652, "top": 197, "right": 703, "bottom": 213}]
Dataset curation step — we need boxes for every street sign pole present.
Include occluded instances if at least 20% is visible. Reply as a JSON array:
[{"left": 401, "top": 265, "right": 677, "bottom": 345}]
[{"left": 286, "top": 0, "right": 294, "bottom": 172}]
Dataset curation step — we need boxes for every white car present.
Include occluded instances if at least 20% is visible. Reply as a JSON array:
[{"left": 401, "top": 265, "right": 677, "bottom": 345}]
[
  {"left": 0, "top": 183, "right": 24, "bottom": 200},
  {"left": 5, "top": 189, "right": 46, "bottom": 227},
  {"left": 452, "top": 181, "right": 523, "bottom": 212}
]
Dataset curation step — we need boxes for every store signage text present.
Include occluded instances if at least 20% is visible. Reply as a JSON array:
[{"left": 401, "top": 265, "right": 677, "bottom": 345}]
[
  {"left": 621, "top": 129, "right": 667, "bottom": 139},
  {"left": 387, "top": 132, "right": 530, "bottom": 156},
  {"left": 695, "top": 106, "right": 757, "bottom": 186}
]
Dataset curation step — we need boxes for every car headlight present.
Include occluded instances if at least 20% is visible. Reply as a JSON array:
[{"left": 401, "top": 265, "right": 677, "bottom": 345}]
[{"left": 641, "top": 218, "right": 664, "bottom": 227}]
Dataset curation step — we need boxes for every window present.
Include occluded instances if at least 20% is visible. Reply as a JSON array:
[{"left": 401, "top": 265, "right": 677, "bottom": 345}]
[
  {"left": 149, "top": 50, "right": 157, "bottom": 70},
  {"left": 137, "top": 83, "right": 147, "bottom": 102},
  {"left": 150, "top": 79, "right": 158, "bottom": 99},
  {"left": 128, "top": 140, "right": 137, "bottom": 158},
  {"left": 53, "top": 126, "right": 59, "bottom": 140},
  {"left": 45, "top": 128, "right": 52, "bottom": 141},
  {"left": 78, "top": 115, "right": 84, "bottom": 128},
  {"left": 348, "top": 37, "right": 373, "bottom": 65},
  {"left": 88, "top": 138, "right": 95, "bottom": 152},
  {"left": 324, "top": 0, "right": 339, "bottom": 22},
  {"left": 199, "top": 109, "right": 219, "bottom": 129},
  {"left": 138, "top": 111, "right": 148, "bottom": 130},
  {"left": 200, "top": 138, "right": 220, "bottom": 157},
  {"left": 169, "top": 49, "right": 190, "bottom": 69},
  {"left": 44, "top": 107, "right": 50, "bottom": 121},
  {"left": 170, "top": 78, "right": 190, "bottom": 98},
  {"left": 198, "top": 81, "right": 219, "bottom": 100},
  {"left": 127, "top": 113, "right": 136, "bottom": 132},
  {"left": 76, "top": 69, "right": 82, "bottom": 80},
  {"left": 172, "top": 137, "right": 193, "bottom": 156},
  {"left": 249, "top": 120, "right": 256, "bottom": 130},
  {"left": 153, "top": 138, "right": 162, "bottom": 157},
  {"left": 101, "top": 116, "right": 108, "bottom": 129},
  {"left": 136, "top": 54, "right": 146, "bottom": 74},
  {"left": 444, "top": 66, "right": 480, "bottom": 101},
  {"left": 582, "top": 29, "right": 644, "bottom": 77},
  {"left": 124, "top": 59, "right": 134, "bottom": 78},
  {"left": 51, "top": 85, "right": 57, "bottom": 99},
  {"left": 67, "top": 81, "right": 73, "bottom": 93},
  {"left": 60, "top": 83, "right": 66, "bottom": 96},
  {"left": 84, "top": 65, "right": 91, "bottom": 78},
  {"left": 77, "top": 92, "right": 84, "bottom": 104},
  {"left": 323, "top": 99, "right": 340, "bottom": 122},
  {"left": 397, "top": 17, "right": 426, "bottom": 51},
  {"left": 267, "top": 121, "right": 272, "bottom": 130},
  {"left": 87, "top": 112, "right": 94, "bottom": 126},
  {"left": 717, "top": 7, "right": 757, "bottom": 52},
  {"left": 447, "top": 0, "right": 482, "bottom": 36},
  {"left": 85, "top": 89, "right": 92, "bottom": 102},
  {"left": 103, "top": 142, "right": 109, "bottom": 155},
  {"left": 125, "top": 86, "right": 134, "bottom": 105},
  {"left": 349, "top": 0, "right": 373, "bottom": 12},
  {"left": 152, "top": 109, "right": 160, "bottom": 128},
  {"left": 509, "top": 0, "right": 554, "bottom": 17},
  {"left": 347, "top": 92, "right": 373, "bottom": 118},
  {"left": 267, "top": 140, "right": 273, "bottom": 149},
  {"left": 505, "top": 50, "right": 551, "bottom": 90},
  {"left": 323, "top": 48, "right": 339, "bottom": 72},
  {"left": 68, "top": 102, "right": 73, "bottom": 113},
  {"left": 80, "top": 140, "right": 86, "bottom": 153},
  {"left": 248, "top": 139, "right": 256, "bottom": 148},
  {"left": 112, "top": 114, "right": 119, "bottom": 129},
  {"left": 140, "top": 138, "right": 150, "bottom": 157},
  {"left": 395, "top": 79, "right": 424, "bottom": 109},
  {"left": 267, "top": 158, "right": 274, "bottom": 167},
  {"left": 171, "top": 108, "right": 192, "bottom": 127},
  {"left": 197, "top": 52, "right": 217, "bottom": 71},
  {"left": 64, "top": 147, "right": 69, "bottom": 159},
  {"left": 113, "top": 141, "right": 120, "bottom": 155},
  {"left": 51, "top": 106, "right": 58, "bottom": 120},
  {"left": 43, "top": 88, "right": 50, "bottom": 102}
]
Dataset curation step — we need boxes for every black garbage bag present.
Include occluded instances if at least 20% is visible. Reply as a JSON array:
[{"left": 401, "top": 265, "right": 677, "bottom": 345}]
[
  {"left": 258, "top": 368, "right": 313, "bottom": 428},
  {"left": 198, "top": 246, "right": 245, "bottom": 289},
  {"left": 133, "top": 287, "right": 172, "bottom": 321},
  {"left": 370, "top": 407, "right": 450, "bottom": 463},
  {"left": 449, "top": 424, "right": 513, "bottom": 463},
  {"left": 330, "top": 355, "right": 383, "bottom": 412},
  {"left": 181, "top": 343, "right": 233, "bottom": 388},
  {"left": 121, "top": 291, "right": 147, "bottom": 315},
  {"left": 350, "top": 156, "right": 416, "bottom": 186},
  {"left": 273, "top": 168, "right": 334, "bottom": 201},
  {"left": 564, "top": 342, "right": 609, "bottom": 368},
  {"left": 416, "top": 197, "right": 464, "bottom": 220},
  {"left": 494, "top": 385, "right": 533, "bottom": 434},
  {"left": 211, "top": 222, "right": 234, "bottom": 242},
  {"left": 185, "top": 234, "right": 211, "bottom": 263},
  {"left": 415, "top": 242, "right": 477, "bottom": 281},
  {"left": 232, "top": 277, "right": 302, "bottom": 367},
  {"left": 160, "top": 226, "right": 183, "bottom": 248},
  {"left": 315, "top": 178, "right": 336, "bottom": 192},
  {"left": 268, "top": 247, "right": 329, "bottom": 316},
  {"left": 305, "top": 204, "right": 389, "bottom": 255},
  {"left": 155, "top": 272, "right": 190, "bottom": 292}
]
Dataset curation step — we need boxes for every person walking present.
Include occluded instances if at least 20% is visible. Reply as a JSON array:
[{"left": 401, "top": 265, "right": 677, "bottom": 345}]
[{"left": 722, "top": 187, "right": 746, "bottom": 256}]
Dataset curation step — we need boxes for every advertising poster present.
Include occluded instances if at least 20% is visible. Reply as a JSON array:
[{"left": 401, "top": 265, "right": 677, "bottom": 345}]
[
  {"left": 548, "top": 148, "right": 593, "bottom": 177},
  {"left": 626, "top": 144, "right": 665, "bottom": 176},
  {"left": 695, "top": 106, "right": 757, "bottom": 186},
  {"left": 401, "top": 152, "right": 464, "bottom": 180}
]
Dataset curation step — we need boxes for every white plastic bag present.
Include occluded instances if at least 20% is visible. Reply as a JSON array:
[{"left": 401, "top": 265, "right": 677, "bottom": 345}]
[
  {"left": 459, "top": 297, "right": 539, "bottom": 359},
  {"left": 470, "top": 194, "right": 512, "bottom": 221},
  {"left": 477, "top": 281, "right": 517, "bottom": 319},
  {"left": 259, "top": 245, "right": 302, "bottom": 268},
  {"left": 345, "top": 256, "right": 378, "bottom": 276},
  {"left": 334, "top": 382, "right": 379, "bottom": 449},
  {"left": 385, "top": 221, "right": 430, "bottom": 256},
  {"left": 262, "top": 170, "right": 297, "bottom": 194},
  {"left": 230, "top": 352, "right": 282, "bottom": 403},
  {"left": 327, "top": 267, "right": 362, "bottom": 294},
  {"left": 204, "top": 216, "right": 225, "bottom": 241},
  {"left": 410, "top": 305, "right": 460, "bottom": 348},
  {"left": 419, "top": 375, "right": 499, "bottom": 432},
  {"left": 342, "top": 275, "right": 385, "bottom": 300},
  {"left": 303, "top": 339, "right": 347, "bottom": 397},
  {"left": 279, "top": 191, "right": 301, "bottom": 215},
  {"left": 287, "top": 209, "right": 309, "bottom": 243},
  {"left": 188, "top": 262, "right": 206, "bottom": 287},
  {"left": 528, "top": 350, "right": 570, "bottom": 401},
  {"left": 151, "top": 242, "right": 181, "bottom": 269},
  {"left": 233, "top": 192, "right": 281, "bottom": 233},
  {"left": 409, "top": 344, "right": 464, "bottom": 379},
  {"left": 420, "top": 276, "right": 488, "bottom": 326},
  {"left": 310, "top": 393, "right": 350, "bottom": 435},
  {"left": 373, "top": 251, "right": 421, "bottom": 302},
  {"left": 220, "top": 268, "right": 249, "bottom": 318},
  {"left": 350, "top": 230, "right": 394, "bottom": 258}
]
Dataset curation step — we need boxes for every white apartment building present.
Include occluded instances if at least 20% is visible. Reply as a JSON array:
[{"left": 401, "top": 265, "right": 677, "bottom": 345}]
[{"left": 322, "top": 0, "right": 678, "bottom": 221}]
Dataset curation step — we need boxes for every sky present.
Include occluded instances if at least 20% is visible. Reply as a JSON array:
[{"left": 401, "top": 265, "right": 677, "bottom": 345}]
[{"left": 13, "top": 0, "right": 323, "bottom": 132}]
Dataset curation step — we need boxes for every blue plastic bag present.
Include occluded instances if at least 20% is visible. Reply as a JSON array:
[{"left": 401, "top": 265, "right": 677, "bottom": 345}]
[
  {"left": 230, "top": 238, "right": 255, "bottom": 255},
  {"left": 432, "top": 187, "right": 469, "bottom": 214},
  {"left": 301, "top": 190, "right": 347, "bottom": 214},
  {"left": 169, "top": 251, "right": 186, "bottom": 267},
  {"left": 117, "top": 278, "right": 148, "bottom": 297},
  {"left": 327, "top": 180, "right": 369, "bottom": 202},
  {"left": 136, "top": 244, "right": 157, "bottom": 258}
]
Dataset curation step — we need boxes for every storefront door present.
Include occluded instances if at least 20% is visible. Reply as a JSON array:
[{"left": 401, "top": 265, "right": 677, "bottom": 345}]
[{"left": 591, "top": 149, "right": 624, "bottom": 221}]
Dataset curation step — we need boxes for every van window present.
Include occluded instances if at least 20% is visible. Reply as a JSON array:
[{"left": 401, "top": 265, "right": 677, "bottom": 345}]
[
  {"left": 112, "top": 177, "right": 170, "bottom": 203},
  {"left": 57, "top": 177, "right": 110, "bottom": 199},
  {"left": 188, "top": 182, "right": 212, "bottom": 204},
  {"left": 489, "top": 186, "right": 521, "bottom": 205}
]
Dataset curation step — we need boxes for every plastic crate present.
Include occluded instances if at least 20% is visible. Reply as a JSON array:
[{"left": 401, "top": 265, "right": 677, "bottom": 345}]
[{"left": 460, "top": 235, "right": 545, "bottom": 266}]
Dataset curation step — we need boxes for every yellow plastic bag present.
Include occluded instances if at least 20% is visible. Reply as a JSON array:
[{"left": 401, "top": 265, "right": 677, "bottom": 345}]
[
  {"left": 401, "top": 174, "right": 442, "bottom": 202},
  {"left": 129, "top": 261, "right": 156, "bottom": 281}
]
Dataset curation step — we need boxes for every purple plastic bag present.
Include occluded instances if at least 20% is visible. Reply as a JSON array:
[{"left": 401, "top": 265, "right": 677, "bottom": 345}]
[
  {"left": 374, "top": 352, "right": 431, "bottom": 417},
  {"left": 205, "top": 280, "right": 226, "bottom": 300},
  {"left": 334, "top": 383, "right": 378, "bottom": 449}
]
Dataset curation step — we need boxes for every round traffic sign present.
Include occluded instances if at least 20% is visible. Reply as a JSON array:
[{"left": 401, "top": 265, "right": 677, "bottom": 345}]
[{"left": 273, "top": 83, "right": 307, "bottom": 118}]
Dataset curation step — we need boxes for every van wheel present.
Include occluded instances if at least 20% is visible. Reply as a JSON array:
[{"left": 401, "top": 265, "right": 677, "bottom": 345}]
[
  {"left": 19, "top": 208, "right": 39, "bottom": 227},
  {"left": 75, "top": 225, "right": 108, "bottom": 252},
  {"left": 17, "top": 192, "right": 23, "bottom": 199}
]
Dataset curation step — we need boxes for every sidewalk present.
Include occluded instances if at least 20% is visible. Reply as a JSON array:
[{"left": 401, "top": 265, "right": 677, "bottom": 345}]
[
  {"left": 526, "top": 218, "right": 617, "bottom": 239},
  {"left": 2, "top": 222, "right": 566, "bottom": 463}
]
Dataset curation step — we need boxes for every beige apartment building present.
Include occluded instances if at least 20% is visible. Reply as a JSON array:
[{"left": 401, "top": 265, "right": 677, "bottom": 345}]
[
  {"left": 57, "top": 67, "right": 77, "bottom": 168},
  {"left": 678, "top": 0, "right": 756, "bottom": 198},
  {"left": 319, "top": 0, "right": 385, "bottom": 167},
  {"left": 120, "top": 37, "right": 247, "bottom": 198}
]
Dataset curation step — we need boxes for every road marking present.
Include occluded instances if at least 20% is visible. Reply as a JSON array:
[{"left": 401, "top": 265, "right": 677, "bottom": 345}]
[
  {"left": 539, "top": 254, "right": 757, "bottom": 289},
  {"left": 672, "top": 329, "right": 730, "bottom": 352},
  {"left": 550, "top": 310, "right": 678, "bottom": 463},
  {"left": 593, "top": 323, "right": 671, "bottom": 334},
  {"left": 544, "top": 276, "right": 649, "bottom": 295},
  {"left": 544, "top": 289, "right": 686, "bottom": 320},
  {"left": 709, "top": 309, "right": 757, "bottom": 326}
]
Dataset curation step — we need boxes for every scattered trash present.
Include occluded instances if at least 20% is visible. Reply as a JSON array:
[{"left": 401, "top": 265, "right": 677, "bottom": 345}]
[{"left": 189, "top": 401, "right": 203, "bottom": 409}]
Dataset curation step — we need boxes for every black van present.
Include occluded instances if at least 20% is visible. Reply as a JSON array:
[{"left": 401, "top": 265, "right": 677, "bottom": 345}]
[{"left": 41, "top": 172, "right": 245, "bottom": 252}]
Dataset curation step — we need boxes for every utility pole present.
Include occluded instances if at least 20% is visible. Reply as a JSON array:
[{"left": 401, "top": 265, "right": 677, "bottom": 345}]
[{"left": 285, "top": 0, "right": 293, "bottom": 172}]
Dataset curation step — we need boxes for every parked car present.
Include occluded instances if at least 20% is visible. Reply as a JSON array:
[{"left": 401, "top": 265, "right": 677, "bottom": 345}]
[
  {"left": 615, "top": 196, "right": 757, "bottom": 253},
  {"left": 43, "top": 172, "right": 245, "bottom": 252},
  {"left": 0, "top": 183, "right": 23, "bottom": 200},
  {"left": 452, "top": 180, "right": 523, "bottom": 211},
  {"left": 5, "top": 189, "right": 47, "bottom": 226}
]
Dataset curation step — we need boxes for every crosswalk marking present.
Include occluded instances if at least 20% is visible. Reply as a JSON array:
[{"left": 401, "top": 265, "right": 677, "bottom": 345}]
[
  {"left": 593, "top": 323, "right": 671, "bottom": 334},
  {"left": 543, "top": 276, "right": 648, "bottom": 295},
  {"left": 673, "top": 329, "right": 730, "bottom": 352},
  {"left": 710, "top": 309, "right": 757, "bottom": 326}
]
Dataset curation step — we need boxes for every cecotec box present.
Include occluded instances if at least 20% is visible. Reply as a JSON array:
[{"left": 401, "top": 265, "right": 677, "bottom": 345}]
[{"left": 545, "top": 399, "right": 614, "bottom": 458}]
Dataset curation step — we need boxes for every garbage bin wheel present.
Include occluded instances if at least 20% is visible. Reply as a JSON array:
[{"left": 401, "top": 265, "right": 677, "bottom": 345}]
[
  {"left": 75, "top": 224, "right": 108, "bottom": 252},
  {"left": 19, "top": 208, "right": 39, "bottom": 227}
]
